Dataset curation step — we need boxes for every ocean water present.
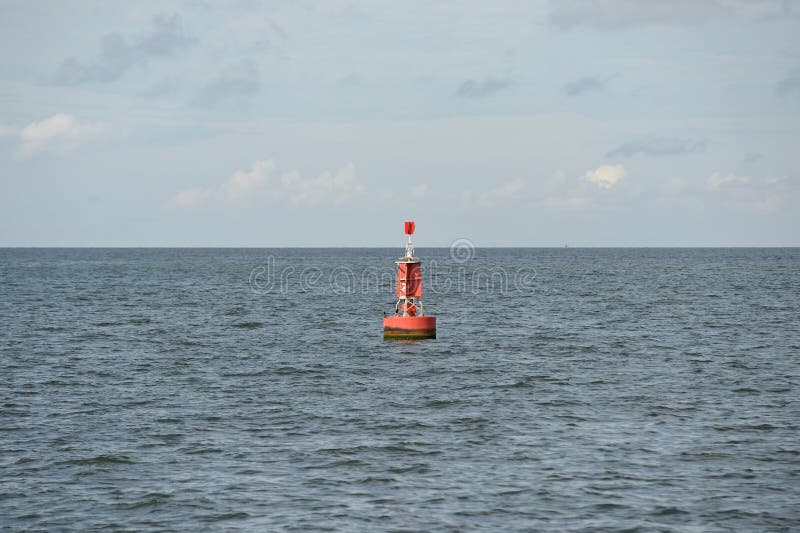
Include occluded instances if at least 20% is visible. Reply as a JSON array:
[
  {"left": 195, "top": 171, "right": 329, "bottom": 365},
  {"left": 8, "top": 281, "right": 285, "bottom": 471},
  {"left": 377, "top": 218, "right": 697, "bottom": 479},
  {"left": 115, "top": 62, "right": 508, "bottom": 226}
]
[{"left": 1, "top": 247, "right": 798, "bottom": 531}]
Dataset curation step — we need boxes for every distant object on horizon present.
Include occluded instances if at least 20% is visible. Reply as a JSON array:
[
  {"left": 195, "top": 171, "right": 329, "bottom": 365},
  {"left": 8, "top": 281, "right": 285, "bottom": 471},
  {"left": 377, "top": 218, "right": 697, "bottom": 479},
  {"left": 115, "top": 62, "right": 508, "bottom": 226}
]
[{"left": 383, "top": 221, "right": 436, "bottom": 340}]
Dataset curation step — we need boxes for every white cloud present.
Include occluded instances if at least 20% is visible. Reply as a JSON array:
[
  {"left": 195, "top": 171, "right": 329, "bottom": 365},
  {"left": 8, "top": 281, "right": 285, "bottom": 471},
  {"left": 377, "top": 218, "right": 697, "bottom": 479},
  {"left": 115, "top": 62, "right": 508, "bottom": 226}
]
[
  {"left": 377, "top": 190, "right": 396, "bottom": 202},
  {"left": 664, "top": 177, "right": 687, "bottom": 193},
  {"left": 171, "top": 159, "right": 275, "bottom": 208},
  {"left": 546, "top": 170, "right": 568, "bottom": 191},
  {"left": 412, "top": 183, "right": 429, "bottom": 198},
  {"left": 482, "top": 178, "right": 526, "bottom": 205},
  {"left": 222, "top": 159, "right": 274, "bottom": 201},
  {"left": 0, "top": 124, "right": 17, "bottom": 137},
  {"left": 281, "top": 162, "right": 363, "bottom": 207},
  {"left": 6, "top": 114, "right": 107, "bottom": 157},
  {"left": 172, "top": 188, "right": 214, "bottom": 208},
  {"left": 462, "top": 178, "right": 527, "bottom": 207},
  {"left": 754, "top": 192, "right": 783, "bottom": 213},
  {"left": 539, "top": 171, "right": 592, "bottom": 208},
  {"left": 171, "top": 160, "right": 364, "bottom": 209},
  {"left": 702, "top": 172, "right": 794, "bottom": 213},
  {"left": 707, "top": 171, "right": 749, "bottom": 190},
  {"left": 583, "top": 164, "right": 625, "bottom": 189},
  {"left": 492, "top": 178, "right": 526, "bottom": 199},
  {"left": 763, "top": 176, "right": 788, "bottom": 186}
]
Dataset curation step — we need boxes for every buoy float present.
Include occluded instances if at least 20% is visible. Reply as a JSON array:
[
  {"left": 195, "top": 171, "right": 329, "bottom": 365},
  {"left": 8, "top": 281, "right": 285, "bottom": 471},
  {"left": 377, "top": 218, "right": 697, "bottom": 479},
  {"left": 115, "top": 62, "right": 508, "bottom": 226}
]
[{"left": 383, "top": 221, "right": 436, "bottom": 339}]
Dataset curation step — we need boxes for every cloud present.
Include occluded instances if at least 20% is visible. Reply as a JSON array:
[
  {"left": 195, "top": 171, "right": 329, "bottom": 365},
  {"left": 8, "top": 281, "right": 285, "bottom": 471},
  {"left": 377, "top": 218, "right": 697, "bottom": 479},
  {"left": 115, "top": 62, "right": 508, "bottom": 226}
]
[
  {"left": 281, "top": 162, "right": 364, "bottom": 207},
  {"left": 776, "top": 70, "right": 800, "bottom": 98},
  {"left": 227, "top": 15, "right": 287, "bottom": 54},
  {"left": 664, "top": 177, "right": 688, "bottom": 193},
  {"left": 563, "top": 77, "right": 602, "bottom": 97},
  {"left": 171, "top": 160, "right": 364, "bottom": 209},
  {"left": 222, "top": 160, "right": 274, "bottom": 201},
  {"left": 605, "top": 137, "right": 707, "bottom": 158},
  {"left": 753, "top": 192, "right": 783, "bottom": 212},
  {"left": 707, "top": 171, "right": 749, "bottom": 189},
  {"left": 703, "top": 172, "right": 793, "bottom": 212},
  {"left": 193, "top": 60, "right": 260, "bottom": 108},
  {"left": 547, "top": 0, "right": 773, "bottom": 30},
  {"left": 754, "top": 177, "right": 792, "bottom": 212},
  {"left": 489, "top": 178, "right": 526, "bottom": 199},
  {"left": 172, "top": 188, "right": 214, "bottom": 209},
  {"left": 7, "top": 114, "right": 107, "bottom": 157},
  {"left": 762, "top": 175, "right": 787, "bottom": 186},
  {"left": 462, "top": 178, "right": 527, "bottom": 207},
  {"left": 54, "top": 14, "right": 194, "bottom": 85},
  {"left": 171, "top": 159, "right": 275, "bottom": 208},
  {"left": 455, "top": 77, "right": 512, "bottom": 99},
  {"left": 375, "top": 190, "right": 397, "bottom": 205},
  {"left": 583, "top": 164, "right": 625, "bottom": 189},
  {"left": 412, "top": 183, "right": 429, "bottom": 198},
  {"left": 562, "top": 75, "right": 616, "bottom": 97}
]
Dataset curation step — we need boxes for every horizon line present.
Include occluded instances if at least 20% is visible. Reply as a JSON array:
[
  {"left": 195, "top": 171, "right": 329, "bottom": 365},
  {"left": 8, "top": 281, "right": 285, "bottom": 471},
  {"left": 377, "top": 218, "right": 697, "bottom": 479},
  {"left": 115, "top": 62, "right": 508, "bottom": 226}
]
[{"left": 1, "top": 245, "right": 798, "bottom": 249}]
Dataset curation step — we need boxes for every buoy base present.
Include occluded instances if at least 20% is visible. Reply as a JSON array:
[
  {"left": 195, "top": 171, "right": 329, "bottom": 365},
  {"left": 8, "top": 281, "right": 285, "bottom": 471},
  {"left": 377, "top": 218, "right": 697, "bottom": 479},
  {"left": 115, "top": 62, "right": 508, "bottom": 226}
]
[{"left": 383, "top": 315, "right": 436, "bottom": 340}]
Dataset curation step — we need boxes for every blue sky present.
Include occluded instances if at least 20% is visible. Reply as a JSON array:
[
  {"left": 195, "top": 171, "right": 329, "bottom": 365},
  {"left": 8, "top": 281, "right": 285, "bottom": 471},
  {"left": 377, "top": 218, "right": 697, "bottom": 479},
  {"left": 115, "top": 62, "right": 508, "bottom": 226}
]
[{"left": 0, "top": 0, "right": 798, "bottom": 246}]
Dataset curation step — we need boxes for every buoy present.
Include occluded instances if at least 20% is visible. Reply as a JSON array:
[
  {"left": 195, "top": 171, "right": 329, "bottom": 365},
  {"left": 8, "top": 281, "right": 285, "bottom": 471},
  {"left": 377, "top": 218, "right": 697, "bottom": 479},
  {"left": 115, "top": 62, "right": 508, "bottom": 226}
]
[{"left": 383, "top": 220, "right": 436, "bottom": 339}]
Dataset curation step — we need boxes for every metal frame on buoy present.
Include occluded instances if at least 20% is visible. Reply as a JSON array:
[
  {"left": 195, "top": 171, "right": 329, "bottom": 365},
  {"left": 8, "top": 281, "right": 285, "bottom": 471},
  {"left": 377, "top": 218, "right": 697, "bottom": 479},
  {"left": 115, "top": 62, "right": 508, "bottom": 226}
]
[
  {"left": 383, "top": 221, "right": 436, "bottom": 339},
  {"left": 394, "top": 225, "right": 423, "bottom": 318}
]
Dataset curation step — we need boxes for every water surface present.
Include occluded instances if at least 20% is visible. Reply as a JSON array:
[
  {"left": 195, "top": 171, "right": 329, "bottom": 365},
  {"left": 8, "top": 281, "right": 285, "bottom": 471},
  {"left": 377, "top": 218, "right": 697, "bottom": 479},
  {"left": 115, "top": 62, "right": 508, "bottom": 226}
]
[{"left": 1, "top": 248, "right": 798, "bottom": 530}]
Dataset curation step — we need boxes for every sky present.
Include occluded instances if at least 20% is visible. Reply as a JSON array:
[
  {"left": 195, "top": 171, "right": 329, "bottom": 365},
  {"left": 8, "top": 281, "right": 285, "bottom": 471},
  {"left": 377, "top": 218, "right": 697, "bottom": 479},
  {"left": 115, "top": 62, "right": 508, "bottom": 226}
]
[{"left": 0, "top": 0, "right": 798, "bottom": 247}]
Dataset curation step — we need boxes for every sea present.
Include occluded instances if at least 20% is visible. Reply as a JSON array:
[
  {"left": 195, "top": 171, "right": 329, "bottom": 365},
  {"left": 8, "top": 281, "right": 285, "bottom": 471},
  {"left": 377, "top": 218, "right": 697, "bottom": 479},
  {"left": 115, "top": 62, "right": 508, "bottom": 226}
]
[{"left": 1, "top": 247, "right": 798, "bottom": 531}]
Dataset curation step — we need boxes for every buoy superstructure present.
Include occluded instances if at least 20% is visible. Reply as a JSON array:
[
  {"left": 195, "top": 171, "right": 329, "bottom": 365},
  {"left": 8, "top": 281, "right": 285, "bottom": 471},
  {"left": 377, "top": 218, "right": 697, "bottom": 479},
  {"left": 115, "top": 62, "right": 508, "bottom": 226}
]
[{"left": 383, "top": 221, "right": 436, "bottom": 339}]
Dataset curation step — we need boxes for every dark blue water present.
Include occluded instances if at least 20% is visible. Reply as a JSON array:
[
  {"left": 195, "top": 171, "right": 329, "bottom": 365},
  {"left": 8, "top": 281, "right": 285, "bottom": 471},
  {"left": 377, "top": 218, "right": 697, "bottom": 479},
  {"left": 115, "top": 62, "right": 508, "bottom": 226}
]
[{"left": 1, "top": 248, "right": 798, "bottom": 531}]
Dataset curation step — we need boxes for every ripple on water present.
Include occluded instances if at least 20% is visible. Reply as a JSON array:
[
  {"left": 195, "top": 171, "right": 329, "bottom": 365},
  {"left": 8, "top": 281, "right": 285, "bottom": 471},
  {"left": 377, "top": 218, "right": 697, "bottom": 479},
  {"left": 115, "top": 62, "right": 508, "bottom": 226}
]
[
  {"left": 61, "top": 455, "right": 135, "bottom": 466},
  {"left": 2, "top": 248, "right": 799, "bottom": 531},
  {"left": 231, "top": 321, "right": 264, "bottom": 329}
]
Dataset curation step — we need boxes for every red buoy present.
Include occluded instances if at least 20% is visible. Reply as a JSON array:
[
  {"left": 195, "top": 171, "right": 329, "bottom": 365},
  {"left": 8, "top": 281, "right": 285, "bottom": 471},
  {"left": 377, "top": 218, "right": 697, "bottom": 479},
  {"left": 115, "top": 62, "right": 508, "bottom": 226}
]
[{"left": 383, "top": 221, "right": 436, "bottom": 339}]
